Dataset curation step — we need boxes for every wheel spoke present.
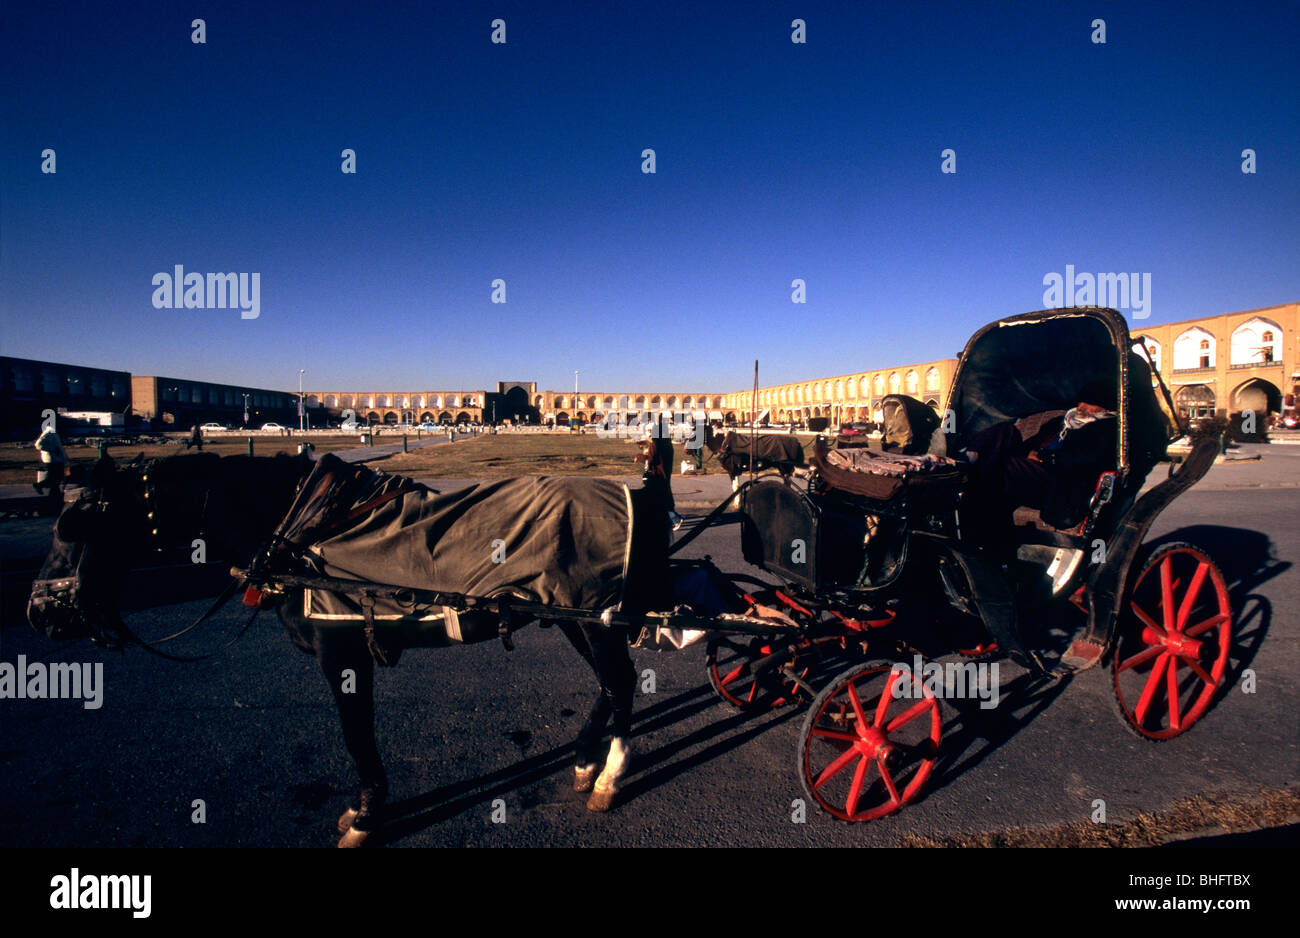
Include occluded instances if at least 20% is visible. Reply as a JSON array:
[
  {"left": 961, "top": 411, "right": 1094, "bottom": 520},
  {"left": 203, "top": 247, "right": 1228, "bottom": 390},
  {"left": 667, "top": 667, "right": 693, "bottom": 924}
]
[
  {"left": 1166, "top": 658, "right": 1182, "bottom": 731},
  {"left": 1174, "top": 562, "right": 1210, "bottom": 631},
  {"left": 812, "top": 728, "right": 859, "bottom": 743},
  {"left": 846, "top": 682, "right": 870, "bottom": 731},
  {"left": 1184, "top": 658, "right": 1216, "bottom": 688},
  {"left": 1185, "top": 613, "right": 1229, "bottom": 638},
  {"left": 720, "top": 664, "right": 745, "bottom": 686},
  {"left": 1130, "top": 601, "right": 1165, "bottom": 637},
  {"left": 1118, "top": 643, "right": 1164, "bottom": 674},
  {"left": 877, "top": 754, "right": 901, "bottom": 804},
  {"left": 1134, "top": 652, "right": 1170, "bottom": 724},
  {"left": 845, "top": 755, "right": 871, "bottom": 817},
  {"left": 873, "top": 670, "right": 899, "bottom": 727},
  {"left": 886, "top": 698, "right": 934, "bottom": 733},
  {"left": 1160, "top": 557, "right": 1176, "bottom": 631},
  {"left": 814, "top": 745, "right": 860, "bottom": 790}
]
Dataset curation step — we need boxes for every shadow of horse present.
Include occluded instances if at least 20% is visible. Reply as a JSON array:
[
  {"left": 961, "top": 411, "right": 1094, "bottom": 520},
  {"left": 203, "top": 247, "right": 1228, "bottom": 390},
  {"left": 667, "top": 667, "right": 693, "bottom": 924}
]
[{"left": 371, "top": 683, "right": 798, "bottom": 844}]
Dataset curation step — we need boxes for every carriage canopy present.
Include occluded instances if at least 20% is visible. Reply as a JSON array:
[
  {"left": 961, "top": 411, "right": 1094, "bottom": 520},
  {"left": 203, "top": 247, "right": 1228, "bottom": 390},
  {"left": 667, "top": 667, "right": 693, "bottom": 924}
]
[{"left": 937, "top": 307, "right": 1174, "bottom": 475}]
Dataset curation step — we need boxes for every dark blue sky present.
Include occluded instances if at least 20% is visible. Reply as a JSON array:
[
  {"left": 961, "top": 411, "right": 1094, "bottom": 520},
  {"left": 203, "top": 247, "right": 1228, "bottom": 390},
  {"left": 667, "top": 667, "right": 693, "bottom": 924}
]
[{"left": 3, "top": 0, "right": 1296, "bottom": 393}]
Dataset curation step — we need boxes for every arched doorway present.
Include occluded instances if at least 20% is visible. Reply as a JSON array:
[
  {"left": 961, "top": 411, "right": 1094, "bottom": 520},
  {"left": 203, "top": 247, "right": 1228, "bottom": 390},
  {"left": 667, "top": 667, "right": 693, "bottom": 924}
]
[
  {"left": 503, "top": 386, "right": 535, "bottom": 424},
  {"left": 1174, "top": 385, "right": 1215, "bottom": 423},
  {"left": 1232, "top": 378, "right": 1281, "bottom": 417}
]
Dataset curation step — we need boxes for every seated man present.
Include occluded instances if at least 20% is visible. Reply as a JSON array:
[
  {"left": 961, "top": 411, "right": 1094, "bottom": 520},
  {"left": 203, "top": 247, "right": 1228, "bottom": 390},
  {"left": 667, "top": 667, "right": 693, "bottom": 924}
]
[{"left": 960, "top": 381, "right": 1118, "bottom": 542}]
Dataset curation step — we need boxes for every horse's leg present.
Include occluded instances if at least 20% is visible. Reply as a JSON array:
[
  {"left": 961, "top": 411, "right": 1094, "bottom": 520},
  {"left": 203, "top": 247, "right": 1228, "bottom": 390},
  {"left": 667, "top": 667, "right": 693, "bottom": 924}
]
[
  {"left": 730, "top": 472, "right": 741, "bottom": 508},
  {"left": 556, "top": 621, "right": 612, "bottom": 793},
  {"left": 584, "top": 624, "right": 636, "bottom": 813},
  {"left": 315, "top": 627, "right": 386, "bottom": 847}
]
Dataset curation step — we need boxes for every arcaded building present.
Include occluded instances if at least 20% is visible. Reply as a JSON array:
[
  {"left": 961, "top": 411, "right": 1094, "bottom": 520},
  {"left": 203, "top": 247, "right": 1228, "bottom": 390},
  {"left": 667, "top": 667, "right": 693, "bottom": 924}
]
[
  {"left": 721, "top": 357, "right": 959, "bottom": 426},
  {"left": 1130, "top": 302, "right": 1299, "bottom": 423},
  {"left": 720, "top": 302, "right": 1299, "bottom": 427}
]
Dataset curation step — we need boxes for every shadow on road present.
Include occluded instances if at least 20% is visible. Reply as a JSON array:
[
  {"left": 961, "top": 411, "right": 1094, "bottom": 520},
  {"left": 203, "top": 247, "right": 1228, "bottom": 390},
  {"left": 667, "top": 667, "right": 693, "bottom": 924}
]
[
  {"left": 925, "top": 524, "right": 1283, "bottom": 806},
  {"left": 373, "top": 681, "right": 794, "bottom": 844}
]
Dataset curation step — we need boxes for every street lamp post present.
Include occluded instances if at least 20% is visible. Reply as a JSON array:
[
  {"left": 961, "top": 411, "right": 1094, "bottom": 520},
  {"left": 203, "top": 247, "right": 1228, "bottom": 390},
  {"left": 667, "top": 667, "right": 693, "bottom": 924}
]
[{"left": 298, "top": 369, "right": 305, "bottom": 432}]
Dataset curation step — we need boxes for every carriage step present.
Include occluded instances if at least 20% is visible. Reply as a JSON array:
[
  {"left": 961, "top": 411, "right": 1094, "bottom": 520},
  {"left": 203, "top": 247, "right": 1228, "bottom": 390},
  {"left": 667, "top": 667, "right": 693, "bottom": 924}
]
[{"left": 1059, "top": 640, "right": 1105, "bottom": 672}]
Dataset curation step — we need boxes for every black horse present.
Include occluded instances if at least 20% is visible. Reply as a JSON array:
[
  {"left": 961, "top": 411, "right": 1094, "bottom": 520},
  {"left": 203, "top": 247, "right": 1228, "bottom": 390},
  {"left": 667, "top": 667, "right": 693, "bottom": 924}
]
[{"left": 28, "top": 451, "right": 674, "bottom": 846}]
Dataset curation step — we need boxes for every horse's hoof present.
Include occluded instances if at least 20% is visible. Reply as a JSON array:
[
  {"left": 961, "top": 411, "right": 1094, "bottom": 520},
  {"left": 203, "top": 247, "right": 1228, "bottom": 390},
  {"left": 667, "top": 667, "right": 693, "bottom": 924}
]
[
  {"left": 337, "top": 826, "right": 370, "bottom": 848},
  {"left": 586, "top": 788, "right": 616, "bottom": 813},
  {"left": 573, "top": 764, "right": 598, "bottom": 793},
  {"left": 337, "top": 807, "right": 358, "bottom": 833}
]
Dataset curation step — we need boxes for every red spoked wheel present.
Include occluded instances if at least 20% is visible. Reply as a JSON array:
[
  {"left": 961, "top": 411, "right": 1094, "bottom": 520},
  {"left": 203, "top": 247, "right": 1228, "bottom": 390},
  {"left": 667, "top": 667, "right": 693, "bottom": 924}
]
[
  {"left": 797, "top": 660, "right": 942, "bottom": 822},
  {"left": 1110, "top": 542, "right": 1232, "bottom": 741},
  {"left": 706, "top": 636, "right": 810, "bottom": 711}
]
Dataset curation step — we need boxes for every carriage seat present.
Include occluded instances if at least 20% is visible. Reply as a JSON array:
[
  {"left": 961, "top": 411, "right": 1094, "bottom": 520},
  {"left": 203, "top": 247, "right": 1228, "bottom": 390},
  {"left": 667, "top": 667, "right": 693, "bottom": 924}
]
[{"left": 811, "top": 438, "right": 966, "bottom": 505}]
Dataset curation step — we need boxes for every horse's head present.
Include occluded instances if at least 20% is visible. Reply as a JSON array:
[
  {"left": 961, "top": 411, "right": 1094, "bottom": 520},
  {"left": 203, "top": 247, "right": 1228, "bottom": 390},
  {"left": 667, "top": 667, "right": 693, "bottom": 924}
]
[
  {"left": 27, "top": 455, "right": 154, "bottom": 644},
  {"left": 28, "top": 450, "right": 315, "bottom": 644},
  {"left": 27, "top": 451, "right": 261, "bottom": 644},
  {"left": 703, "top": 423, "right": 723, "bottom": 454}
]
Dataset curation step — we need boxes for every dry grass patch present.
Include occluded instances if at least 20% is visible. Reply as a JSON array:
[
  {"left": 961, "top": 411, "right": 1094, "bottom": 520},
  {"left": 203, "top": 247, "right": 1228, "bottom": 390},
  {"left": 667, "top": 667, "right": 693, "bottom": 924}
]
[
  {"left": 901, "top": 785, "right": 1300, "bottom": 847},
  {"left": 0, "top": 435, "right": 362, "bottom": 485},
  {"left": 373, "top": 433, "right": 675, "bottom": 478}
]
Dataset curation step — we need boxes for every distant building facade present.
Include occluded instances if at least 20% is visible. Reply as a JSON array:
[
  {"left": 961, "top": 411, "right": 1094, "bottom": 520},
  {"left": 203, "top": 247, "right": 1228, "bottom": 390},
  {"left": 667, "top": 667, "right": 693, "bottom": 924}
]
[
  {"left": 304, "top": 382, "right": 728, "bottom": 426},
  {"left": 7, "top": 301, "right": 1293, "bottom": 438},
  {"left": 1130, "top": 302, "right": 1299, "bottom": 424},
  {"left": 1, "top": 356, "right": 132, "bottom": 438},
  {"left": 721, "top": 357, "right": 959, "bottom": 425},
  {"left": 131, "top": 376, "right": 299, "bottom": 428}
]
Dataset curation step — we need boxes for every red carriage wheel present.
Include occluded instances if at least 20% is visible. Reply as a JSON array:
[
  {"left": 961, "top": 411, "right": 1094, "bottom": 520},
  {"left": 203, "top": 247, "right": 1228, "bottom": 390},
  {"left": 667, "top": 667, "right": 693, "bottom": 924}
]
[
  {"left": 797, "top": 660, "right": 942, "bottom": 822},
  {"left": 706, "top": 636, "right": 810, "bottom": 711},
  {"left": 1110, "top": 542, "right": 1232, "bottom": 741}
]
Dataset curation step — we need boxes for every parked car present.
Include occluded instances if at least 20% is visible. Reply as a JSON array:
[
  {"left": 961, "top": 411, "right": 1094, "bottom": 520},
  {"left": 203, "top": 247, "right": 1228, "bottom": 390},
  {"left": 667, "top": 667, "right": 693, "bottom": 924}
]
[
  {"left": 260, "top": 422, "right": 285, "bottom": 431},
  {"left": 199, "top": 423, "right": 227, "bottom": 432}
]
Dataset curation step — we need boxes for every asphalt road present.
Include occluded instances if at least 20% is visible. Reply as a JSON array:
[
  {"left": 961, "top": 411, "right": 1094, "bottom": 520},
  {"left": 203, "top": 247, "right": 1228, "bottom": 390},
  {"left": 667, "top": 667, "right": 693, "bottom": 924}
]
[{"left": 1, "top": 482, "right": 1296, "bottom": 848}]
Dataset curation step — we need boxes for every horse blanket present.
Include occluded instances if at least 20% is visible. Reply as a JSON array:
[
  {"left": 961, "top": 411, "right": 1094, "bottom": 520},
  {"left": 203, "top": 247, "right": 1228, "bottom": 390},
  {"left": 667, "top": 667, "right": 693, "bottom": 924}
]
[
  {"left": 711, "top": 432, "right": 805, "bottom": 478},
  {"left": 271, "top": 455, "right": 658, "bottom": 625}
]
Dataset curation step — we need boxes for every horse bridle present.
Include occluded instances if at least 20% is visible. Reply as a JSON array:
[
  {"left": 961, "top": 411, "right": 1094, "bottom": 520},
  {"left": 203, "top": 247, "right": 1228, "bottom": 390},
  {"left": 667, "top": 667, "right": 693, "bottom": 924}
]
[{"left": 82, "top": 459, "right": 257, "bottom": 660}]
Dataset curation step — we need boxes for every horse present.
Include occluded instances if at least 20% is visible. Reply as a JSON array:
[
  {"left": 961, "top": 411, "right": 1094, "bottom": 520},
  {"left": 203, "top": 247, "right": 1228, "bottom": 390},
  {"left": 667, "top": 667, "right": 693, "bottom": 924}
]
[
  {"left": 27, "top": 451, "right": 673, "bottom": 846},
  {"left": 702, "top": 425, "right": 806, "bottom": 502}
]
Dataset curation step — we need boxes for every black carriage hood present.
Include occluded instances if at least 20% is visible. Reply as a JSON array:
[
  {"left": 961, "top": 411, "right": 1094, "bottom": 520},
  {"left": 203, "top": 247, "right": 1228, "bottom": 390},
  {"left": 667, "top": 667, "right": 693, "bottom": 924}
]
[{"left": 935, "top": 307, "right": 1172, "bottom": 476}]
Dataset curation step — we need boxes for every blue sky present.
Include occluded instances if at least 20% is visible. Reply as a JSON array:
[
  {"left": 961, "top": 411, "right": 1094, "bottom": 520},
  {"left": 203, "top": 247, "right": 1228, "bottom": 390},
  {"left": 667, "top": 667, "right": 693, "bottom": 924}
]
[{"left": 2, "top": 0, "right": 1296, "bottom": 394}]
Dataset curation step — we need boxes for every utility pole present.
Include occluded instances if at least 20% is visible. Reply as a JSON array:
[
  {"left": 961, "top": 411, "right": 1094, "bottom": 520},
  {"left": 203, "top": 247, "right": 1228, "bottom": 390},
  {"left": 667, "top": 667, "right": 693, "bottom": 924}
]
[{"left": 298, "top": 369, "right": 306, "bottom": 431}]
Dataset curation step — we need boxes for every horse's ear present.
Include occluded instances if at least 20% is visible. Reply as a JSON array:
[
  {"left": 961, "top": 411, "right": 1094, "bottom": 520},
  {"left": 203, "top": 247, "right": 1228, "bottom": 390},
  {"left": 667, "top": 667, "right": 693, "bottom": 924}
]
[
  {"left": 56, "top": 499, "right": 102, "bottom": 542},
  {"left": 90, "top": 452, "right": 116, "bottom": 488}
]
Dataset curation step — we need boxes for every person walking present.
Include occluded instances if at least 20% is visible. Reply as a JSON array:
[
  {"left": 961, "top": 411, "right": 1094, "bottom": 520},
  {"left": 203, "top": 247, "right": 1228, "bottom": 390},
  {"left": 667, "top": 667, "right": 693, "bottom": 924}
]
[
  {"left": 34, "top": 424, "right": 68, "bottom": 510},
  {"left": 684, "top": 417, "right": 704, "bottom": 473},
  {"left": 637, "top": 415, "right": 681, "bottom": 530}
]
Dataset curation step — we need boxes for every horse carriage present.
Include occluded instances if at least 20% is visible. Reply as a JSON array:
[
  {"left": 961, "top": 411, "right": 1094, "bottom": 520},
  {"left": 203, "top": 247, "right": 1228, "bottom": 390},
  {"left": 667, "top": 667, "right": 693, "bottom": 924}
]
[{"left": 28, "top": 306, "right": 1233, "bottom": 841}]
